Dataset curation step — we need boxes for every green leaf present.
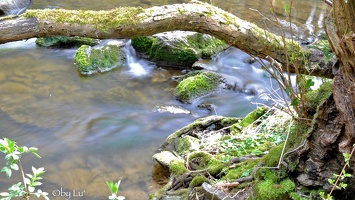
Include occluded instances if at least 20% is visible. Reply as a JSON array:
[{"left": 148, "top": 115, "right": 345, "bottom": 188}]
[
  {"left": 284, "top": 4, "right": 290, "bottom": 14},
  {"left": 1, "top": 166, "right": 12, "bottom": 178},
  {"left": 305, "top": 79, "right": 315, "bottom": 89},
  {"left": 24, "top": 178, "right": 31, "bottom": 185},
  {"left": 0, "top": 192, "right": 10, "bottom": 197},
  {"left": 10, "top": 163, "right": 19, "bottom": 171},
  {"left": 290, "top": 98, "right": 299, "bottom": 106},
  {"left": 32, "top": 181, "right": 42, "bottom": 186},
  {"left": 285, "top": 87, "right": 291, "bottom": 96},
  {"left": 28, "top": 185, "right": 35, "bottom": 193}
]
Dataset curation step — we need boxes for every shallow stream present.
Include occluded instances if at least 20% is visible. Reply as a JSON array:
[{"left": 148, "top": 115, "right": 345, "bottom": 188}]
[{"left": 0, "top": 0, "right": 328, "bottom": 199}]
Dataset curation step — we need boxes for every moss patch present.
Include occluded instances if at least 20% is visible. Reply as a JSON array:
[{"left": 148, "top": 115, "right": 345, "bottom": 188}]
[
  {"left": 174, "top": 71, "right": 222, "bottom": 103},
  {"left": 175, "top": 135, "right": 200, "bottom": 154},
  {"left": 189, "top": 175, "right": 210, "bottom": 188},
  {"left": 253, "top": 178, "right": 295, "bottom": 200},
  {"left": 188, "top": 151, "right": 212, "bottom": 170},
  {"left": 74, "top": 44, "right": 125, "bottom": 75},
  {"left": 304, "top": 80, "right": 332, "bottom": 113},
  {"left": 224, "top": 159, "right": 259, "bottom": 181},
  {"left": 24, "top": 7, "right": 145, "bottom": 32},
  {"left": 169, "top": 160, "right": 188, "bottom": 177},
  {"left": 36, "top": 36, "right": 99, "bottom": 47},
  {"left": 207, "top": 158, "right": 227, "bottom": 176},
  {"left": 238, "top": 106, "right": 268, "bottom": 128},
  {"left": 131, "top": 32, "right": 228, "bottom": 67}
]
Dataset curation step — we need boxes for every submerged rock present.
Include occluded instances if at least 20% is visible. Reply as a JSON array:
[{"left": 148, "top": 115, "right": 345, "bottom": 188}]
[
  {"left": 74, "top": 43, "right": 126, "bottom": 75},
  {"left": 36, "top": 36, "right": 99, "bottom": 48},
  {"left": 131, "top": 31, "right": 228, "bottom": 68}
]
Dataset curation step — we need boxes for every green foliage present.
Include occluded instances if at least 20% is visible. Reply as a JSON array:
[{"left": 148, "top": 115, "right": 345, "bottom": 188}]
[
  {"left": 106, "top": 180, "right": 125, "bottom": 200},
  {"left": 219, "top": 130, "right": 285, "bottom": 162},
  {"left": 0, "top": 138, "right": 48, "bottom": 200}
]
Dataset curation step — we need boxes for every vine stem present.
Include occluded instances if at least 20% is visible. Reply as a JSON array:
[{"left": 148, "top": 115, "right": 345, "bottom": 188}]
[{"left": 329, "top": 145, "right": 355, "bottom": 196}]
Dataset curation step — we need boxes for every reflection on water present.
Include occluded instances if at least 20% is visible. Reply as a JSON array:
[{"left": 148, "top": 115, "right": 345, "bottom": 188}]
[{"left": 0, "top": 0, "right": 328, "bottom": 199}]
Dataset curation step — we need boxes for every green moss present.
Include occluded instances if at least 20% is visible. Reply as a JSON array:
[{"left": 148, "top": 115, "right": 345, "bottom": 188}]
[
  {"left": 189, "top": 175, "right": 210, "bottom": 187},
  {"left": 131, "top": 36, "right": 154, "bottom": 52},
  {"left": 131, "top": 33, "right": 227, "bottom": 67},
  {"left": 24, "top": 7, "right": 145, "bottom": 32},
  {"left": 169, "top": 160, "right": 188, "bottom": 177},
  {"left": 188, "top": 151, "right": 212, "bottom": 170},
  {"left": 258, "top": 141, "right": 276, "bottom": 152},
  {"left": 261, "top": 143, "right": 283, "bottom": 167},
  {"left": 185, "top": 33, "right": 228, "bottom": 59},
  {"left": 175, "top": 135, "right": 200, "bottom": 154},
  {"left": 174, "top": 71, "right": 221, "bottom": 103},
  {"left": 36, "top": 36, "right": 99, "bottom": 47},
  {"left": 238, "top": 107, "right": 268, "bottom": 128},
  {"left": 253, "top": 178, "right": 295, "bottom": 200},
  {"left": 74, "top": 44, "right": 124, "bottom": 75},
  {"left": 207, "top": 158, "right": 227, "bottom": 176},
  {"left": 304, "top": 81, "right": 332, "bottom": 111},
  {"left": 223, "top": 159, "right": 259, "bottom": 180}
]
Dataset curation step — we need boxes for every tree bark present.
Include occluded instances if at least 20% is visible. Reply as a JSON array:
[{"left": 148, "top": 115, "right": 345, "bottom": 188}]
[
  {"left": 0, "top": 1, "right": 333, "bottom": 77},
  {"left": 292, "top": 1, "right": 355, "bottom": 198}
]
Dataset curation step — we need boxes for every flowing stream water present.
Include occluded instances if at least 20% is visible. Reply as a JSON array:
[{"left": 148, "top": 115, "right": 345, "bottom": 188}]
[{"left": 0, "top": 0, "right": 328, "bottom": 199}]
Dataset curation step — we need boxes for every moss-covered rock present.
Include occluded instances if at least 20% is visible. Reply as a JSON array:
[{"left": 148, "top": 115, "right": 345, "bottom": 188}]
[
  {"left": 207, "top": 158, "right": 227, "bottom": 176},
  {"left": 187, "top": 151, "right": 212, "bottom": 170},
  {"left": 174, "top": 71, "right": 222, "bottom": 103},
  {"left": 189, "top": 176, "right": 210, "bottom": 188},
  {"left": 238, "top": 106, "right": 268, "bottom": 128},
  {"left": 73, "top": 44, "right": 126, "bottom": 75},
  {"left": 131, "top": 31, "right": 228, "bottom": 68},
  {"left": 36, "top": 36, "right": 99, "bottom": 48},
  {"left": 169, "top": 160, "right": 188, "bottom": 177},
  {"left": 175, "top": 135, "right": 200, "bottom": 154}
]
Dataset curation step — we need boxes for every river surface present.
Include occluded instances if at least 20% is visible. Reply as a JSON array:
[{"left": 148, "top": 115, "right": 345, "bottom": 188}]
[{"left": 0, "top": 1, "right": 328, "bottom": 199}]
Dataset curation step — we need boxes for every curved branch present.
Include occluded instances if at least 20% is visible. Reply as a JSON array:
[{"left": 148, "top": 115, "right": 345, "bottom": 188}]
[{"left": 0, "top": 1, "right": 332, "bottom": 77}]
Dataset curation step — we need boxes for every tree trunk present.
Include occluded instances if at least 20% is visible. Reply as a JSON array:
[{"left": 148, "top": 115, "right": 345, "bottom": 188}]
[
  {"left": 0, "top": 1, "right": 332, "bottom": 77},
  {"left": 292, "top": 1, "right": 355, "bottom": 198}
]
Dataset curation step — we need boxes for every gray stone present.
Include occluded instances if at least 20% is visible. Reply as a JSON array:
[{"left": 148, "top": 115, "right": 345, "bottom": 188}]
[{"left": 152, "top": 151, "right": 181, "bottom": 168}]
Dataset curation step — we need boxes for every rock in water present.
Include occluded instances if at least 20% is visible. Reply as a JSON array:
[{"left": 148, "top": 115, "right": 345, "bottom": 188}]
[{"left": 0, "top": 0, "right": 32, "bottom": 16}]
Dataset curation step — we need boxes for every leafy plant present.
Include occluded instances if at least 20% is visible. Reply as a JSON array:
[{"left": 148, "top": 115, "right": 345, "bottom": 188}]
[
  {"left": 0, "top": 138, "right": 48, "bottom": 200},
  {"left": 320, "top": 145, "right": 355, "bottom": 200},
  {"left": 106, "top": 180, "right": 125, "bottom": 200}
]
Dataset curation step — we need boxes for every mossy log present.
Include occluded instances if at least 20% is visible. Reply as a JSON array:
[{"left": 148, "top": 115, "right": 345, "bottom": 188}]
[{"left": 0, "top": 1, "right": 332, "bottom": 77}]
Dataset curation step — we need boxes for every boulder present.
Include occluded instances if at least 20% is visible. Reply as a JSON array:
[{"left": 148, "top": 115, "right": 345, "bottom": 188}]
[
  {"left": 73, "top": 43, "right": 126, "bottom": 75},
  {"left": 174, "top": 71, "right": 223, "bottom": 103},
  {"left": 131, "top": 31, "right": 228, "bottom": 68}
]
